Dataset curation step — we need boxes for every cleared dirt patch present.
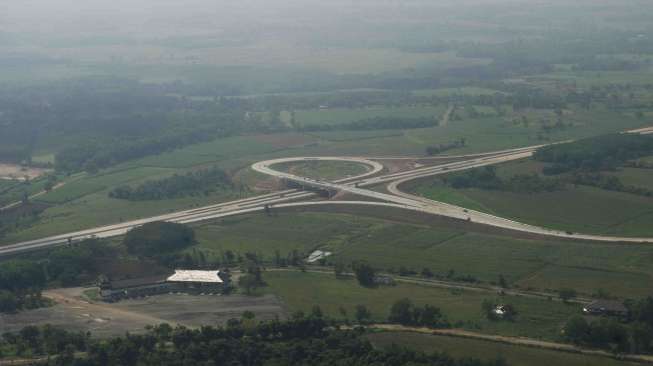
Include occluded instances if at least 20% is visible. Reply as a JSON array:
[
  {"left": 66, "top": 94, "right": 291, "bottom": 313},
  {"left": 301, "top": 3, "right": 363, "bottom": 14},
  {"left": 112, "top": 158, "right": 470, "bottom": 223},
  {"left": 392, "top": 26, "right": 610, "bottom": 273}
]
[{"left": 0, "top": 164, "right": 51, "bottom": 181}]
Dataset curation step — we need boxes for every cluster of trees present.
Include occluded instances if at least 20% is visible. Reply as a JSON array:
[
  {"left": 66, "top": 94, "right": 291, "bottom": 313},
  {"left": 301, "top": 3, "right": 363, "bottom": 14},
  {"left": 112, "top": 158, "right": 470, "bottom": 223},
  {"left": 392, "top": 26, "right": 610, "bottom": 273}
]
[
  {"left": 55, "top": 129, "right": 218, "bottom": 173},
  {"left": 0, "top": 260, "right": 47, "bottom": 313},
  {"left": 0, "top": 316, "right": 507, "bottom": 366},
  {"left": 273, "top": 249, "right": 306, "bottom": 267},
  {"left": 426, "top": 138, "right": 467, "bottom": 156},
  {"left": 109, "top": 167, "right": 232, "bottom": 201},
  {"left": 388, "top": 298, "right": 450, "bottom": 328},
  {"left": 445, "top": 166, "right": 564, "bottom": 193},
  {"left": 0, "top": 201, "right": 48, "bottom": 240},
  {"left": 565, "top": 297, "right": 653, "bottom": 354},
  {"left": 534, "top": 134, "right": 653, "bottom": 175},
  {"left": 564, "top": 317, "right": 634, "bottom": 353},
  {"left": 46, "top": 240, "right": 114, "bottom": 286},
  {"left": 352, "top": 261, "right": 376, "bottom": 287},
  {"left": 123, "top": 222, "right": 196, "bottom": 259},
  {"left": 0, "top": 325, "right": 89, "bottom": 361},
  {"left": 238, "top": 253, "right": 265, "bottom": 295},
  {"left": 0, "top": 239, "right": 117, "bottom": 313}
]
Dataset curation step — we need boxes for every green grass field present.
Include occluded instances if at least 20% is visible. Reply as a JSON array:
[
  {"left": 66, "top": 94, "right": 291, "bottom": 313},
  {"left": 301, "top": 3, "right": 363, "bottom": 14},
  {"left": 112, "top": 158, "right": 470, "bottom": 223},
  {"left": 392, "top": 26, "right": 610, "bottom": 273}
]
[
  {"left": 367, "top": 332, "right": 641, "bottom": 366},
  {"left": 36, "top": 167, "right": 178, "bottom": 204},
  {"left": 0, "top": 179, "right": 19, "bottom": 192},
  {"left": 265, "top": 271, "right": 580, "bottom": 341},
  {"left": 191, "top": 211, "right": 653, "bottom": 298},
  {"left": 194, "top": 212, "right": 383, "bottom": 258},
  {"left": 273, "top": 160, "right": 370, "bottom": 180},
  {"left": 609, "top": 167, "right": 653, "bottom": 191},
  {"left": 0, "top": 175, "right": 59, "bottom": 207},
  {"left": 1, "top": 187, "right": 244, "bottom": 244},
  {"left": 411, "top": 159, "right": 653, "bottom": 237}
]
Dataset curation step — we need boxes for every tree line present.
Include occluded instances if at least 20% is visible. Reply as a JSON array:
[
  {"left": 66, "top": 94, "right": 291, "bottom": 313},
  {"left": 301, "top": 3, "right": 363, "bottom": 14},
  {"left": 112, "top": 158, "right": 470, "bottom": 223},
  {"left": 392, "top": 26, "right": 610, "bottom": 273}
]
[
  {"left": 443, "top": 166, "right": 564, "bottom": 193},
  {"left": 55, "top": 128, "right": 220, "bottom": 173},
  {"left": 534, "top": 134, "right": 653, "bottom": 175},
  {"left": 0, "top": 314, "right": 507, "bottom": 366}
]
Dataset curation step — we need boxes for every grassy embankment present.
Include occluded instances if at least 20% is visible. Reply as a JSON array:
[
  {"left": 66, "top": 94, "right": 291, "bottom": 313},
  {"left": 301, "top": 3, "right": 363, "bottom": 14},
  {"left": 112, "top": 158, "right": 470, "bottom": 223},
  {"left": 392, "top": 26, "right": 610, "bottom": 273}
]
[{"left": 273, "top": 160, "right": 370, "bottom": 180}]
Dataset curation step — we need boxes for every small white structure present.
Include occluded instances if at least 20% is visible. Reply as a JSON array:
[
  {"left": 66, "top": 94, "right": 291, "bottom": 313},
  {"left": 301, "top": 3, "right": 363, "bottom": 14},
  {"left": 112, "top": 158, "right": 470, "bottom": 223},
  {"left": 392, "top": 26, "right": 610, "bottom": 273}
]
[
  {"left": 307, "top": 250, "right": 332, "bottom": 263},
  {"left": 167, "top": 270, "right": 224, "bottom": 283},
  {"left": 493, "top": 305, "right": 508, "bottom": 317}
]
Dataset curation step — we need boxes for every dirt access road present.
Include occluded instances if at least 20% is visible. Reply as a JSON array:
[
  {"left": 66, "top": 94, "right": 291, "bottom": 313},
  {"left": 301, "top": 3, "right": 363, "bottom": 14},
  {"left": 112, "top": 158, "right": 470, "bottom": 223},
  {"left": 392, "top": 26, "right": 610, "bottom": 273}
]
[
  {"left": 364, "top": 324, "right": 653, "bottom": 364},
  {"left": 0, "top": 288, "right": 287, "bottom": 337}
]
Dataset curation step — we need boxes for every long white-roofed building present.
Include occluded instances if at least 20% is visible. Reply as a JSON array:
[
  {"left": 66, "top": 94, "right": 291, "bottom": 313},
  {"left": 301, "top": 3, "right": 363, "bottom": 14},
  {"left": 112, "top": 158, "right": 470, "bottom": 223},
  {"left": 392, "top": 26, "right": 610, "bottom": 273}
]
[
  {"left": 99, "top": 269, "right": 229, "bottom": 302},
  {"left": 166, "top": 269, "right": 226, "bottom": 293}
]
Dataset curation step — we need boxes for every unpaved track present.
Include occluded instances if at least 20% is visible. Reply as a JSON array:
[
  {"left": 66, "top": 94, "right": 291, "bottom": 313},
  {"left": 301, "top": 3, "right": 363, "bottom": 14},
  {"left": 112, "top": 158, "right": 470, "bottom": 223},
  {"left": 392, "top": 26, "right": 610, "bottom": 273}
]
[
  {"left": 439, "top": 104, "right": 454, "bottom": 126},
  {"left": 364, "top": 324, "right": 653, "bottom": 364},
  {"left": 44, "top": 288, "right": 172, "bottom": 327},
  {"left": 1, "top": 182, "right": 65, "bottom": 211}
]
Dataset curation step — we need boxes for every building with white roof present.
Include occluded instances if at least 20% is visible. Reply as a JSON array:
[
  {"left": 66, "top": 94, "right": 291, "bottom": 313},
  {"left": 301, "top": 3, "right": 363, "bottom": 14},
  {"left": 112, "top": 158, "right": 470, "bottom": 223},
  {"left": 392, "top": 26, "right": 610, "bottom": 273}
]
[{"left": 167, "top": 270, "right": 224, "bottom": 283}]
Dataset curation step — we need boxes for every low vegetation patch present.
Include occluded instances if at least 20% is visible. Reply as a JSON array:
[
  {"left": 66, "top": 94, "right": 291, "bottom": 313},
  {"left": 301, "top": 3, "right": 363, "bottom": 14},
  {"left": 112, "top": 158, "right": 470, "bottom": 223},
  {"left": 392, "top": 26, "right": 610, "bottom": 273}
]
[
  {"left": 109, "top": 166, "right": 233, "bottom": 201},
  {"left": 444, "top": 166, "right": 564, "bottom": 193}
]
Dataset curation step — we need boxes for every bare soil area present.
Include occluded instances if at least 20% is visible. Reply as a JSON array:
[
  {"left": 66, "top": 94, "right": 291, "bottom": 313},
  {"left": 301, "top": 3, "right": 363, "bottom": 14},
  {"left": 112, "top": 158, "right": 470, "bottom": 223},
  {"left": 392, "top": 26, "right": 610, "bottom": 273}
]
[
  {"left": 0, "top": 288, "right": 287, "bottom": 337},
  {"left": 0, "top": 164, "right": 51, "bottom": 181}
]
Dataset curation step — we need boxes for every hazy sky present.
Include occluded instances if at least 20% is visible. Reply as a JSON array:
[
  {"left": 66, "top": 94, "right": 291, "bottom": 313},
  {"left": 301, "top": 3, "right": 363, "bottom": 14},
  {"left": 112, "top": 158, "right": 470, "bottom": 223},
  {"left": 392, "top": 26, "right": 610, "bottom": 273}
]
[{"left": 1, "top": 1, "right": 650, "bottom": 45}]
